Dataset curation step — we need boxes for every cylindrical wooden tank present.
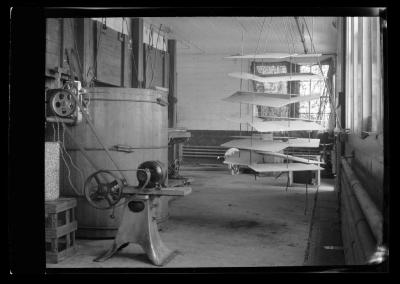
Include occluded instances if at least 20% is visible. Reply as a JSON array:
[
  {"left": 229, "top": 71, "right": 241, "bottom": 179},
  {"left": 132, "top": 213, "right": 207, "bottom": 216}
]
[{"left": 61, "top": 87, "right": 169, "bottom": 239}]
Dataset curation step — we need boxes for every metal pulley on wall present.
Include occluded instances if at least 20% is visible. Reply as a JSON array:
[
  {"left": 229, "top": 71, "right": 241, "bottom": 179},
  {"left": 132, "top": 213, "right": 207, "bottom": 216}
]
[
  {"left": 47, "top": 88, "right": 77, "bottom": 117},
  {"left": 46, "top": 81, "right": 89, "bottom": 125}
]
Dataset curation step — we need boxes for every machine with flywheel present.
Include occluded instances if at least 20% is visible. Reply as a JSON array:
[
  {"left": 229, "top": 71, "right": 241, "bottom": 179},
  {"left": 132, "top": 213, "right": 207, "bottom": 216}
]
[
  {"left": 46, "top": 83, "right": 192, "bottom": 266},
  {"left": 84, "top": 161, "right": 191, "bottom": 266}
]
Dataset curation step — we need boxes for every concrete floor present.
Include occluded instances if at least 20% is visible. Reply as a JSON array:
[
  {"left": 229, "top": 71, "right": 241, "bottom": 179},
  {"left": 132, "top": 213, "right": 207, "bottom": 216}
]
[{"left": 47, "top": 167, "right": 343, "bottom": 268}]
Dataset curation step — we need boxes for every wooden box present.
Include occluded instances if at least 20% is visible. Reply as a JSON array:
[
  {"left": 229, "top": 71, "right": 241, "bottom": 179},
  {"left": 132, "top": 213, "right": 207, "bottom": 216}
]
[{"left": 45, "top": 197, "right": 77, "bottom": 264}]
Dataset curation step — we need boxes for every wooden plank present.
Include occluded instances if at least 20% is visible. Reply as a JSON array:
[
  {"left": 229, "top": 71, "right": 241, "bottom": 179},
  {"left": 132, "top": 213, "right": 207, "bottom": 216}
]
[
  {"left": 131, "top": 18, "right": 144, "bottom": 87},
  {"left": 184, "top": 151, "right": 226, "bottom": 155},
  {"left": 65, "top": 209, "right": 71, "bottom": 248},
  {"left": 96, "top": 22, "right": 123, "bottom": 86},
  {"left": 123, "top": 186, "right": 192, "bottom": 196},
  {"left": 183, "top": 154, "right": 220, "bottom": 158},
  {"left": 48, "top": 213, "right": 58, "bottom": 229},
  {"left": 225, "top": 52, "right": 294, "bottom": 59},
  {"left": 224, "top": 53, "right": 322, "bottom": 59},
  {"left": 46, "top": 246, "right": 76, "bottom": 264},
  {"left": 144, "top": 46, "right": 165, "bottom": 88},
  {"left": 228, "top": 72, "right": 324, "bottom": 83},
  {"left": 51, "top": 239, "right": 58, "bottom": 253},
  {"left": 222, "top": 91, "right": 321, "bottom": 107},
  {"left": 230, "top": 135, "right": 297, "bottom": 139},
  {"left": 221, "top": 139, "right": 289, "bottom": 152},
  {"left": 255, "top": 151, "right": 324, "bottom": 164},
  {"left": 183, "top": 145, "right": 227, "bottom": 149},
  {"left": 45, "top": 198, "right": 77, "bottom": 214},
  {"left": 45, "top": 221, "right": 78, "bottom": 239},
  {"left": 248, "top": 163, "right": 323, "bottom": 173},
  {"left": 221, "top": 138, "right": 320, "bottom": 152}
]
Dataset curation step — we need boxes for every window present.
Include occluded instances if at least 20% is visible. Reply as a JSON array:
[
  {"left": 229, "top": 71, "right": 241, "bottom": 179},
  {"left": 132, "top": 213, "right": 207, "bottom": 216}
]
[
  {"left": 345, "top": 17, "right": 383, "bottom": 135},
  {"left": 299, "top": 64, "right": 330, "bottom": 128}
]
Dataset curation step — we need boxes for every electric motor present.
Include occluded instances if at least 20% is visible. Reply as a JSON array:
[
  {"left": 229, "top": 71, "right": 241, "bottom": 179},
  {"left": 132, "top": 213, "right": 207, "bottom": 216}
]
[{"left": 137, "top": 160, "right": 167, "bottom": 188}]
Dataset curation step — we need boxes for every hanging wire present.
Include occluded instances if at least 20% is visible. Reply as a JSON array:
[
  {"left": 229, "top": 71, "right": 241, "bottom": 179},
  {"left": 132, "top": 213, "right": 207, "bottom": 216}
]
[
  {"left": 60, "top": 119, "right": 85, "bottom": 194},
  {"left": 285, "top": 18, "right": 293, "bottom": 169},
  {"left": 53, "top": 119, "right": 83, "bottom": 196},
  {"left": 54, "top": 116, "right": 84, "bottom": 196},
  {"left": 249, "top": 17, "right": 267, "bottom": 164},
  {"left": 239, "top": 29, "right": 244, "bottom": 139}
]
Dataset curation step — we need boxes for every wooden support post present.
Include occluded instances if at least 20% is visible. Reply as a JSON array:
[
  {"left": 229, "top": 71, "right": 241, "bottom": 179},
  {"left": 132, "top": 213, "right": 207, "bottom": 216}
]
[
  {"left": 288, "top": 171, "right": 293, "bottom": 187},
  {"left": 65, "top": 209, "right": 71, "bottom": 248},
  {"left": 316, "top": 155, "right": 321, "bottom": 186},
  {"left": 168, "top": 39, "right": 178, "bottom": 162},
  {"left": 49, "top": 214, "right": 58, "bottom": 252},
  {"left": 131, "top": 18, "right": 144, "bottom": 88},
  {"left": 168, "top": 39, "right": 177, "bottom": 129}
]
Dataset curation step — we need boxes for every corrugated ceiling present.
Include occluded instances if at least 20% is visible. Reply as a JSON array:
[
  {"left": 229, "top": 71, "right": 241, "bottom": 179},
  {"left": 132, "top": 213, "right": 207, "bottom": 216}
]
[{"left": 143, "top": 17, "right": 338, "bottom": 55}]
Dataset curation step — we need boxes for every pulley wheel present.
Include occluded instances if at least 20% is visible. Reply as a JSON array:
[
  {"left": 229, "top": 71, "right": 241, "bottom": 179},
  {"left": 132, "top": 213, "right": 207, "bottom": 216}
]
[
  {"left": 48, "top": 89, "right": 77, "bottom": 117},
  {"left": 84, "top": 170, "right": 124, "bottom": 210}
]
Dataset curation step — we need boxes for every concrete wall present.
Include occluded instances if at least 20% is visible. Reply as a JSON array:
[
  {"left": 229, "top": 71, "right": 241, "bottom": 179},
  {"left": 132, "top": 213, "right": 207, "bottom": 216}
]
[{"left": 176, "top": 53, "right": 252, "bottom": 131}]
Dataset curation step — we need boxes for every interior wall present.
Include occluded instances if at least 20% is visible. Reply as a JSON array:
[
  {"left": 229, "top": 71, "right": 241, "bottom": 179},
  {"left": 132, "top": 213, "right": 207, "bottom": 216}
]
[
  {"left": 336, "top": 16, "right": 385, "bottom": 264},
  {"left": 45, "top": 17, "right": 170, "bottom": 195},
  {"left": 342, "top": 16, "right": 384, "bottom": 211},
  {"left": 176, "top": 53, "right": 251, "bottom": 131}
]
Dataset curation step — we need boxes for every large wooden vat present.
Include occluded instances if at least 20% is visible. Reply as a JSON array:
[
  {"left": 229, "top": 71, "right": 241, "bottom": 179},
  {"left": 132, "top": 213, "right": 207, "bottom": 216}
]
[{"left": 61, "top": 87, "right": 169, "bottom": 238}]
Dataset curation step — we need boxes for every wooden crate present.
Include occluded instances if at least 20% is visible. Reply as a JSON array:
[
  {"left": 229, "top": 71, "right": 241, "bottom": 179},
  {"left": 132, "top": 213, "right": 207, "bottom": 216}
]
[{"left": 45, "top": 197, "right": 77, "bottom": 264}]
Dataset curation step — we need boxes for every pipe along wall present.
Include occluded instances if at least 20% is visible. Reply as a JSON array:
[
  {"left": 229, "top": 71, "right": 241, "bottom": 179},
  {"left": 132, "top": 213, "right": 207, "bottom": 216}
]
[{"left": 339, "top": 157, "right": 384, "bottom": 264}]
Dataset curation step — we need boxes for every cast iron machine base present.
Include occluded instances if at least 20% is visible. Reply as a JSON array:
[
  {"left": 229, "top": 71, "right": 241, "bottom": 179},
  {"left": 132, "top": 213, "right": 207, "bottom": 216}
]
[
  {"left": 84, "top": 162, "right": 191, "bottom": 266},
  {"left": 94, "top": 194, "right": 176, "bottom": 266}
]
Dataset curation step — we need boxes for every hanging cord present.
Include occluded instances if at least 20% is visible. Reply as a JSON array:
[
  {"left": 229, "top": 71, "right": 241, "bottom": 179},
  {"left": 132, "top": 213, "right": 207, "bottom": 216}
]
[
  {"left": 249, "top": 17, "right": 267, "bottom": 164},
  {"left": 73, "top": 94, "right": 129, "bottom": 184},
  {"left": 239, "top": 29, "right": 244, "bottom": 150},
  {"left": 63, "top": 52, "right": 128, "bottom": 184},
  {"left": 59, "top": 117, "right": 86, "bottom": 194},
  {"left": 53, "top": 120, "right": 83, "bottom": 196}
]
